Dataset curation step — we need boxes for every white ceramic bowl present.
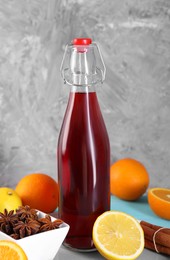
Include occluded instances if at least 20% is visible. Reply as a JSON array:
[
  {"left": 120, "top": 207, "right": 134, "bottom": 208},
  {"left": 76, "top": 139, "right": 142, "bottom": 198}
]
[{"left": 0, "top": 210, "right": 69, "bottom": 260}]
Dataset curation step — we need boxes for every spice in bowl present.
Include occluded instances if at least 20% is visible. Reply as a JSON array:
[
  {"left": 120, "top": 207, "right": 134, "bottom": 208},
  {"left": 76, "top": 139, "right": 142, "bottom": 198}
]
[
  {"left": 0, "top": 205, "right": 63, "bottom": 239},
  {"left": 0, "top": 205, "right": 69, "bottom": 260}
]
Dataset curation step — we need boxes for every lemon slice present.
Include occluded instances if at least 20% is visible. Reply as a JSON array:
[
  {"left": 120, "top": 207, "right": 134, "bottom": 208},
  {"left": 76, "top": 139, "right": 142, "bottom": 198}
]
[
  {"left": 0, "top": 240, "right": 28, "bottom": 260},
  {"left": 93, "top": 211, "right": 144, "bottom": 260}
]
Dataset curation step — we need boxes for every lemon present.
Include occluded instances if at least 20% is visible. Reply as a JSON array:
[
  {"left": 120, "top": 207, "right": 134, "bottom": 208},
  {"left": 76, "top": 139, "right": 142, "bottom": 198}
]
[
  {"left": 0, "top": 187, "right": 22, "bottom": 213},
  {"left": 93, "top": 211, "right": 144, "bottom": 260}
]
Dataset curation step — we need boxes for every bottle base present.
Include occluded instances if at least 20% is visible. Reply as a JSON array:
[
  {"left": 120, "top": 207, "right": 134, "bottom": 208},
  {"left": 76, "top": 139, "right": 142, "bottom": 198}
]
[
  {"left": 63, "top": 242, "right": 97, "bottom": 252},
  {"left": 63, "top": 235, "right": 97, "bottom": 252}
]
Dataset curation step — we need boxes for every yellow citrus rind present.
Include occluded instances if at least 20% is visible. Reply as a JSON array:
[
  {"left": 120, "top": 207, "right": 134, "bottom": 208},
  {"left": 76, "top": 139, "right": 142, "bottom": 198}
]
[{"left": 93, "top": 211, "right": 144, "bottom": 260}]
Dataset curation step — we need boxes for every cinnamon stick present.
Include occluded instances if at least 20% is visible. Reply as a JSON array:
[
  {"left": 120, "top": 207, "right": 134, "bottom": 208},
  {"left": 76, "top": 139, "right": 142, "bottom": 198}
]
[
  {"left": 140, "top": 221, "right": 170, "bottom": 256},
  {"left": 140, "top": 221, "right": 170, "bottom": 247},
  {"left": 141, "top": 221, "right": 170, "bottom": 234},
  {"left": 144, "top": 238, "right": 170, "bottom": 255}
]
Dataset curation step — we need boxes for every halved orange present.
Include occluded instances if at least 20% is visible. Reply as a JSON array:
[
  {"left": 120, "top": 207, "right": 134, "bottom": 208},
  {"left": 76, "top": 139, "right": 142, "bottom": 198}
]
[
  {"left": 0, "top": 240, "right": 28, "bottom": 260},
  {"left": 92, "top": 211, "right": 144, "bottom": 260},
  {"left": 148, "top": 187, "right": 170, "bottom": 220}
]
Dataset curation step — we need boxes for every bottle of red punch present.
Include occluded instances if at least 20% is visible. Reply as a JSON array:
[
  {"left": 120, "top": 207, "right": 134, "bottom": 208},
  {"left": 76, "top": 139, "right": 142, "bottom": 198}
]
[{"left": 57, "top": 38, "right": 110, "bottom": 251}]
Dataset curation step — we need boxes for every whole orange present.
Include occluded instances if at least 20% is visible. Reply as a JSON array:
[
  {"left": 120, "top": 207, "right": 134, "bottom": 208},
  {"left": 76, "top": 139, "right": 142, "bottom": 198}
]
[
  {"left": 15, "top": 173, "right": 59, "bottom": 213},
  {"left": 110, "top": 158, "right": 149, "bottom": 201},
  {"left": 148, "top": 188, "right": 170, "bottom": 220}
]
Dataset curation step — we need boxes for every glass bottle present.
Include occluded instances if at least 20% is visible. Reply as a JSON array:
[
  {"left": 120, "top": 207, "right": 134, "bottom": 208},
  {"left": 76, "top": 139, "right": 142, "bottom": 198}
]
[{"left": 57, "top": 38, "right": 110, "bottom": 251}]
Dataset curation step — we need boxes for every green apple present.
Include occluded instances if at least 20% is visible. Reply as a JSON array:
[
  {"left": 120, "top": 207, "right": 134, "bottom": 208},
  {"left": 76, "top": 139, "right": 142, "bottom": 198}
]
[{"left": 0, "top": 187, "right": 22, "bottom": 213}]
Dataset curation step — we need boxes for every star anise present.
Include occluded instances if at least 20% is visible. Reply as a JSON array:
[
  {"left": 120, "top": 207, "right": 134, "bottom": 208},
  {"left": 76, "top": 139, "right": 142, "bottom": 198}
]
[
  {"left": 0, "top": 206, "right": 64, "bottom": 239},
  {"left": 16, "top": 205, "right": 38, "bottom": 221},
  {"left": 13, "top": 219, "right": 41, "bottom": 239},
  {"left": 10, "top": 233, "right": 20, "bottom": 240},
  {"left": 39, "top": 214, "right": 63, "bottom": 232},
  {"left": 0, "top": 209, "right": 19, "bottom": 235}
]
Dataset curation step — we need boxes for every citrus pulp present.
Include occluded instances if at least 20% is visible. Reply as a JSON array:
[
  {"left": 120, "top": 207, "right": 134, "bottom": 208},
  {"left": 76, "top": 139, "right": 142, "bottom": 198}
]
[
  {"left": 0, "top": 240, "right": 28, "bottom": 260},
  {"left": 148, "top": 187, "right": 170, "bottom": 220},
  {"left": 93, "top": 211, "right": 144, "bottom": 260}
]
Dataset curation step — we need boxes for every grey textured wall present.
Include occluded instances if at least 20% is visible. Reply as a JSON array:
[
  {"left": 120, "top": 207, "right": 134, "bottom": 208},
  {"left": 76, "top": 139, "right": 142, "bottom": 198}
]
[{"left": 0, "top": 0, "right": 170, "bottom": 188}]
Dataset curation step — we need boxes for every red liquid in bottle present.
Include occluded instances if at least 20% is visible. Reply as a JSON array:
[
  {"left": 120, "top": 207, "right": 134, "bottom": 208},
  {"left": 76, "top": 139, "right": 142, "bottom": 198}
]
[{"left": 58, "top": 89, "right": 110, "bottom": 251}]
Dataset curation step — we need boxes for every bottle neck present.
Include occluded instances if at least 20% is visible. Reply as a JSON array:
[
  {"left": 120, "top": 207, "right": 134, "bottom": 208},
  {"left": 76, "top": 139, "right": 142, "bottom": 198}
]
[{"left": 71, "top": 85, "right": 96, "bottom": 93}]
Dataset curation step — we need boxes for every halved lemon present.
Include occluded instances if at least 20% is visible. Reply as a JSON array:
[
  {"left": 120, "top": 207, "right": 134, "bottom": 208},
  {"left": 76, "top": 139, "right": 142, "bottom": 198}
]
[
  {"left": 0, "top": 240, "right": 28, "bottom": 260},
  {"left": 148, "top": 187, "right": 170, "bottom": 220},
  {"left": 93, "top": 211, "right": 144, "bottom": 260}
]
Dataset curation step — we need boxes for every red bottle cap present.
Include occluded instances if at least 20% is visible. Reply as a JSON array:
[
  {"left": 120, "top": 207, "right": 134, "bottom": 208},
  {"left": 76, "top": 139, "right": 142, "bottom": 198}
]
[{"left": 72, "top": 38, "right": 92, "bottom": 45}]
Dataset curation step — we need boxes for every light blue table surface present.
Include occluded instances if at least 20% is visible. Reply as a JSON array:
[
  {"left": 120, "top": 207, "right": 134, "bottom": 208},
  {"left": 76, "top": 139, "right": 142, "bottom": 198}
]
[{"left": 110, "top": 195, "right": 170, "bottom": 228}]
